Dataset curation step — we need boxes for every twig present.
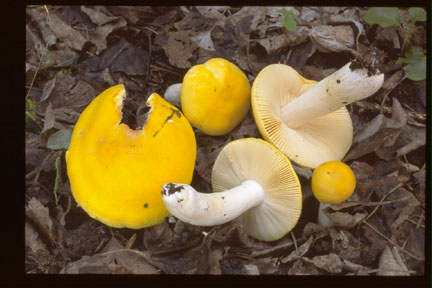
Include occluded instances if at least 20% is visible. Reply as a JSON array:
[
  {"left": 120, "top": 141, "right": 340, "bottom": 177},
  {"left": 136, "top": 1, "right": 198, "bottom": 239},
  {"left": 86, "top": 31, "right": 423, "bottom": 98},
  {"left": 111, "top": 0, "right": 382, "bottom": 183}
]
[
  {"left": 26, "top": 5, "right": 51, "bottom": 100},
  {"left": 291, "top": 232, "right": 299, "bottom": 255},
  {"left": 353, "top": 101, "right": 426, "bottom": 122},
  {"left": 362, "top": 220, "right": 424, "bottom": 261},
  {"left": 362, "top": 183, "right": 403, "bottom": 223},
  {"left": 32, "top": 150, "right": 56, "bottom": 185}
]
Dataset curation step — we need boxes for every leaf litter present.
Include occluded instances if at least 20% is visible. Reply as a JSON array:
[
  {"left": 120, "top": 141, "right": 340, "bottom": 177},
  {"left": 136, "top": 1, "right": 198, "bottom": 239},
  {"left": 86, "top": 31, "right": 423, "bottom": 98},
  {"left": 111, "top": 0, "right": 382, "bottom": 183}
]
[{"left": 25, "top": 5, "right": 426, "bottom": 275}]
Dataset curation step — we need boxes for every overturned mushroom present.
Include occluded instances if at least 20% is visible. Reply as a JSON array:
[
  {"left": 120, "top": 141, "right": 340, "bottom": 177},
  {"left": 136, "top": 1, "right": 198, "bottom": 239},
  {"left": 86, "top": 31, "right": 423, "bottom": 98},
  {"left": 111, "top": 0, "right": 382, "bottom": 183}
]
[
  {"left": 162, "top": 138, "right": 302, "bottom": 242},
  {"left": 252, "top": 62, "right": 384, "bottom": 168},
  {"left": 66, "top": 85, "right": 196, "bottom": 229}
]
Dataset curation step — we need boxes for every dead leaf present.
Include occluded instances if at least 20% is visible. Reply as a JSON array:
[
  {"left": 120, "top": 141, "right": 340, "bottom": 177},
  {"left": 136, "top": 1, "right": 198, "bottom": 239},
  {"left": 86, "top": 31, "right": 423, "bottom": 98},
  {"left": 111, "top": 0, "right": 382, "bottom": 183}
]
[
  {"left": 253, "top": 257, "right": 279, "bottom": 274},
  {"left": 25, "top": 221, "right": 48, "bottom": 256},
  {"left": 281, "top": 236, "right": 314, "bottom": 263},
  {"left": 323, "top": 206, "right": 367, "bottom": 229},
  {"left": 25, "top": 197, "right": 63, "bottom": 248},
  {"left": 40, "top": 50, "right": 78, "bottom": 69},
  {"left": 47, "top": 12, "right": 87, "bottom": 51},
  {"left": 62, "top": 236, "right": 159, "bottom": 274},
  {"left": 243, "top": 264, "right": 260, "bottom": 275},
  {"left": 288, "top": 258, "right": 321, "bottom": 275},
  {"left": 405, "top": 228, "right": 425, "bottom": 262},
  {"left": 378, "top": 245, "right": 410, "bottom": 275},
  {"left": 309, "top": 253, "right": 344, "bottom": 273},
  {"left": 310, "top": 25, "right": 355, "bottom": 53},
  {"left": 208, "top": 248, "right": 224, "bottom": 274},
  {"left": 345, "top": 98, "right": 407, "bottom": 161},
  {"left": 162, "top": 31, "right": 196, "bottom": 68},
  {"left": 191, "top": 31, "right": 216, "bottom": 51},
  {"left": 91, "top": 18, "right": 128, "bottom": 55},
  {"left": 376, "top": 26, "right": 401, "bottom": 49},
  {"left": 257, "top": 27, "right": 310, "bottom": 55}
]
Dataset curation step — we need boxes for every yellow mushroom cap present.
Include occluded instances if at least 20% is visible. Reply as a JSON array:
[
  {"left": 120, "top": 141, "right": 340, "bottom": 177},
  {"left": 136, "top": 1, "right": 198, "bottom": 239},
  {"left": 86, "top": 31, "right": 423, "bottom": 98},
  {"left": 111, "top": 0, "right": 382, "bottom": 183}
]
[
  {"left": 251, "top": 64, "right": 352, "bottom": 168},
  {"left": 311, "top": 161, "right": 356, "bottom": 204},
  {"left": 66, "top": 85, "right": 196, "bottom": 229},
  {"left": 211, "top": 138, "right": 302, "bottom": 242},
  {"left": 181, "top": 58, "right": 251, "bottom": 136}
]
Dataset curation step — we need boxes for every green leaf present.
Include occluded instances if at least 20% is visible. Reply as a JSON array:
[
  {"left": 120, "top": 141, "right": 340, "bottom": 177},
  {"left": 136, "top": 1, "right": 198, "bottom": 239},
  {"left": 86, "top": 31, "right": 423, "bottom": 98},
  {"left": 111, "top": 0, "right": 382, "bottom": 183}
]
[
  {"left": 25, "top": 99, "right": 37, "bottom": 121},
  {"left": 47, "top": 129, "right": 72, "bottom": 150},
  {"left": 277, "top": 9, "right": 300, "bottom": 31},
  {"left": 364, "top": 7, "right": 401, "bottom": 27},
  {"left": 396, "top": 46, "right": 426, "bottom": 81},
  {"left": 277, "top": 8, "right": 290, "bottom": 17},
  {"left": 53, "top": 155, "right": 63, "bottom": 205},
  {"left": 408, "top": 7, "right": 426, "bottom": 23},
  {"left": 283, "top": 16, "right": 297, "bottom": 31}
]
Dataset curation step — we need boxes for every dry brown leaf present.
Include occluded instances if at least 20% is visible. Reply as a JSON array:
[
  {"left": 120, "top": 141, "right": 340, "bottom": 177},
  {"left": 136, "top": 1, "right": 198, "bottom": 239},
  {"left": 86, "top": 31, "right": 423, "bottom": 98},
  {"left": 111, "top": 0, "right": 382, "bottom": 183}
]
[
  {"left": 47, "top": 13, "right": 87, "bottom": 51},
  {"left": 309, "top": 253, "right": 344, "bottom": 273},
  {"left": 208, "top": 248, "right": 224, "bottom": 275},
  {"left": 62, "top": 236, "right": 159, "bottom": 274},
  {"left": 378, "top": 245, "right": 410, "bottom": 275},
  {"left": 257, "top": 27, "right": 310, "bottom": 55},
  {"left": 323, "top": 206, "right": 367, "bottom": 229},
  {"left": 281, "top": 236, "right": 314, "bottom": 263},
  {"left": 163, "top": 31, "right": 196, "bottom": 68},
  {"left": 25, "top": 197, "right": 64, "bottom": 248},
  {"left": 288, "top": 258, "right": 321, "bottom": 275},
  {"left": 310, "top": 25, "right": 355, "bottom": 53},
  {"left": 345, "top": 98, "right": 407, "bottom": 161}
]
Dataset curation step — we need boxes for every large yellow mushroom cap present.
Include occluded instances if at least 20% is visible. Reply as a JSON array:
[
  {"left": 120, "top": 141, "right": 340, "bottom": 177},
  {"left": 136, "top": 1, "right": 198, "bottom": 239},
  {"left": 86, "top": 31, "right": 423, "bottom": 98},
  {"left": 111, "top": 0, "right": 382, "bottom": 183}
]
[
  {"left": 311, "top": 161, "right": 356, "bottom": 204},
  {"left": 66, "top": 85, "right": 196, "bottom": 229},
  {"left": 181, "top": 58, "right": 251, "bottom": 136}
]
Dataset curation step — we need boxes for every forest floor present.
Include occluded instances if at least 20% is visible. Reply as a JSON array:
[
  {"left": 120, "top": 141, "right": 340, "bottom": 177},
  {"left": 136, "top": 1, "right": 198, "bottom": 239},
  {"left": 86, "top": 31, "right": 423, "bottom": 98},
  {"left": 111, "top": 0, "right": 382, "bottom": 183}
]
[{"left": 25, "top": 6, "right": 426, "bottom": 275}]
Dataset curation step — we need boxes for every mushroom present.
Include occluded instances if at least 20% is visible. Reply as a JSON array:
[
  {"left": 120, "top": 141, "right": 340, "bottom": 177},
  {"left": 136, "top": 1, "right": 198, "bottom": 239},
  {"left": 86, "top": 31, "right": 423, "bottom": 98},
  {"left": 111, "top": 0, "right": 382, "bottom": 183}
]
[
  {"left": 164, "top": 58, "right": 251, "bottom": 136},
  {"left": 311, "top": 160, "right": 356, "bottom": 227},
  {"left": 66, "top": 85, "right": 196, "bottom": 229},
  {"left": 161, "top": 138, "right": 302, "bottom": 242},
  {"left": 252, "top": 62, "right": 384, "bottom": 168}
]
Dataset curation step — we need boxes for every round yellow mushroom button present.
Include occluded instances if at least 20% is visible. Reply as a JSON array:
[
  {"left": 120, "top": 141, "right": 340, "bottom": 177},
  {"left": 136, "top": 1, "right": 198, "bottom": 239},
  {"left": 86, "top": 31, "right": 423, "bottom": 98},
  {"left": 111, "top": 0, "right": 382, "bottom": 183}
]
[
  {"left": 311, "top": 160, "right": 356, "bottom": 204},
  {"left": 181, "top": 58, "right": 251, "bottom": 136}
]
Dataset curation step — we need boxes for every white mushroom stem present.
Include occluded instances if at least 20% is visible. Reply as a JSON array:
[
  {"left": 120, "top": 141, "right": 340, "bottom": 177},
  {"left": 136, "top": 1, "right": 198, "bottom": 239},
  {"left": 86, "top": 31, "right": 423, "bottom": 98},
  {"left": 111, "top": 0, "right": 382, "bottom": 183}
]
[
  {"left": 163, "top": 83, "right": 182, "bottom": 107},
  {"left": 161, "top": 180, "right": 265, "bottom": 226},
  {"left": 280, "top": 62, "right": 384, "bottom": 129},
  {"left": 317, "top": 203, "right": 336, "bottom": 228}
]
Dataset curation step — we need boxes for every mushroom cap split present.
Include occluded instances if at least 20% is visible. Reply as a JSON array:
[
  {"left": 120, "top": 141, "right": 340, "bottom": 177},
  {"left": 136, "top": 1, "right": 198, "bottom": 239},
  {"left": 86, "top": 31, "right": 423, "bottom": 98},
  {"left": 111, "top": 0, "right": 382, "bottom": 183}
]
[
  {"left": 252, "top": 64, "right": 353, "bottom": 168},
  {"left": 181, "top": 58, "right": 251, "bottom": 136},
  {"left": 66, "top": 85, "right": 196, "bottom": 229},
  {"left": 311, "top": 161, "right": 356, "bottom": 204},
  {"left": 211, "top": 138, "right": 302, "bottom": 241}
]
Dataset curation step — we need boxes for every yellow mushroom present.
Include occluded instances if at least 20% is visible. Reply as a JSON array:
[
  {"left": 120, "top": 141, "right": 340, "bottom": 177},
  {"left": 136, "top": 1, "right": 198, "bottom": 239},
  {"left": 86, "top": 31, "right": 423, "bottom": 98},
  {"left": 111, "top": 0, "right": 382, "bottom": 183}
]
[
  {"left": 179, "top": 58, "right": 251, "bottom": 136},
  {"left": 311, "top": 161, "right": 356, "bottom": 227},
  {"left": 66, "top": 85, "right": 196, "bottom": 229}
]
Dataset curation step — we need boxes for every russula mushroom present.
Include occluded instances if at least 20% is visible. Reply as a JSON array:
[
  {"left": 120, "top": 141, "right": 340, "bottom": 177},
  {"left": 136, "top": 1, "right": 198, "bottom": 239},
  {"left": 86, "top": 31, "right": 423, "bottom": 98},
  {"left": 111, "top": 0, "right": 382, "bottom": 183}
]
[
  {"left": 252, "top": 62, "right": 384, "bottom": 168},
  {"left": 311, "top": 160, "right": 356, "bottom": 227},
  {"left": 164, "top": 58, "right": 251, "bottom": 136},
  {"left": 161, "top": 138, "right": 302, "bottom": 242},
  {"left": 66, "top": 85, "right": 196, "bottom": 229}
]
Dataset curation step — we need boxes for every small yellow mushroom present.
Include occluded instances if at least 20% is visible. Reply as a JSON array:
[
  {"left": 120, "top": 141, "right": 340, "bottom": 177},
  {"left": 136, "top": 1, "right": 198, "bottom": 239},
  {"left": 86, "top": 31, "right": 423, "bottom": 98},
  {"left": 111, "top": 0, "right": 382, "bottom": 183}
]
[{"left": 311, "top": 160, "right": 356, "bottom": 227}]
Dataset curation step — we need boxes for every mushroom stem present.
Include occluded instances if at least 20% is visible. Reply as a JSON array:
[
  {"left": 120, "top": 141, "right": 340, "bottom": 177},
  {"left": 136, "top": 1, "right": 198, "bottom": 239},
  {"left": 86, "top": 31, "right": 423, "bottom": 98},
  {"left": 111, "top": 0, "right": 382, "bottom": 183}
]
[
  {"left": 280, "top": 62, "right": 384, "bottom": 129},
  {"left": 162, "top": 180, "right": 265, "bottom": 226},
  {"left": 163, "top": 83, "right": 182, "bottom": 107},
  {"left": 317, "top": 203, "right": 335, "bottom": 228}
]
